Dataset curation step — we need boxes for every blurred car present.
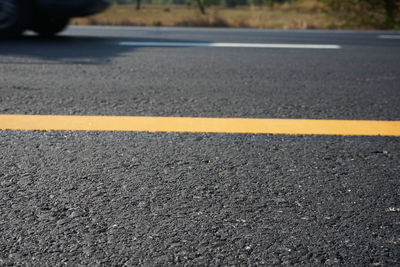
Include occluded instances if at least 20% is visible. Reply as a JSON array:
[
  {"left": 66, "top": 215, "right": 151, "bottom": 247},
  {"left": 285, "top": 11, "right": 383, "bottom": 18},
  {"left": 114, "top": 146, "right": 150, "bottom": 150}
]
[{"left": 0, "top": 0, "right": 111, "bottom": 37}]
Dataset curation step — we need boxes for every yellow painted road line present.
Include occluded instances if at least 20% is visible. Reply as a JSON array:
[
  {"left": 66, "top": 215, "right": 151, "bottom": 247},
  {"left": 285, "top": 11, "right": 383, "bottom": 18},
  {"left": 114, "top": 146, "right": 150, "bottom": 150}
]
[{"left": 0, "top": 114, "right": 400, "bottom": 136}]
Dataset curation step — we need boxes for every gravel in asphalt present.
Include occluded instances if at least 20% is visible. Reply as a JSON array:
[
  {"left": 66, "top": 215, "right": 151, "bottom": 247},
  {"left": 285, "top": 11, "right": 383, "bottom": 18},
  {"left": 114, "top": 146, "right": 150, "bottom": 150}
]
[
  {"left": 1, "top": 27, "right": 400, "bottom": 266},
  {"left": 1, "top": 131, "right": 399, "bottom": 266}
]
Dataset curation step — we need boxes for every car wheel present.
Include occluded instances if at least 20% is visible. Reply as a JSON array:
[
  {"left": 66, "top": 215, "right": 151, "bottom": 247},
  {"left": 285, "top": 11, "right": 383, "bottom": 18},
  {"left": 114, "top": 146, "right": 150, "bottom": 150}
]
[
  {"left": 0, "top": 0, "right": 30, "bottom": 37},
  {"left": 31, "top": 16, "right": 69, "bottom": 37}
]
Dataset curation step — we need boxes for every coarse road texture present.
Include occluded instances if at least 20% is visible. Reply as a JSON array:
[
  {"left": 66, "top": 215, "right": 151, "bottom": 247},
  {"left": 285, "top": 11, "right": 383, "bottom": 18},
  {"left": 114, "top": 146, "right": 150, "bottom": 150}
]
[{"left": 1, "top": 27, "right": 400, "bottom": 266}]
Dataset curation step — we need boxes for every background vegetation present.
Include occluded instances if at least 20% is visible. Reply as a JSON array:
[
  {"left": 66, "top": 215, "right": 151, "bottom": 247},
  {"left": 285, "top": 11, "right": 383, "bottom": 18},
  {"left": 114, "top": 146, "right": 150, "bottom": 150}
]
[{"left": 71, "top": 0, "right": 400, "bottom": 29}]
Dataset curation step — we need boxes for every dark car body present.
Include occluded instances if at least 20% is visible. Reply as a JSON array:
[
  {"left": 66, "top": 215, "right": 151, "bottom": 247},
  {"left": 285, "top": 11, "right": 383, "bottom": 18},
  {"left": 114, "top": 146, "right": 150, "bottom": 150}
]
[{"left": 0, "top": 0, "right": 111, "bottom": 37}]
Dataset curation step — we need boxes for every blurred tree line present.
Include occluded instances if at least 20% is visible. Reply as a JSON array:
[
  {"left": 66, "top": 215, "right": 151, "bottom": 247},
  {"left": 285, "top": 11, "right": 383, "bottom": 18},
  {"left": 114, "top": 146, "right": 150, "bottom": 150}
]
[
  {"left": 112, "top": 0, "right": 292, "bottom": 7},
  {"left": 322, "top": 0, "right": 399, "bottom": 27},
  {"left": 112, "top": 0, "right": 294, "bottom": 14},
  {"left": 112, "top": 0, "right": 399, "bottom": 27}
]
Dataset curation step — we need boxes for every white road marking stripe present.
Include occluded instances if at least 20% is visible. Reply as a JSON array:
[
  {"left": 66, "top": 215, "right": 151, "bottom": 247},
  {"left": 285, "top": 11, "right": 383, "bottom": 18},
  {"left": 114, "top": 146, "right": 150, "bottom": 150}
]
[
  {"left": 379, "top": 35, "right": 400, "bottom": 39},
  {"left": 119, "top": 42, "right": 341, "bottom": 49}
]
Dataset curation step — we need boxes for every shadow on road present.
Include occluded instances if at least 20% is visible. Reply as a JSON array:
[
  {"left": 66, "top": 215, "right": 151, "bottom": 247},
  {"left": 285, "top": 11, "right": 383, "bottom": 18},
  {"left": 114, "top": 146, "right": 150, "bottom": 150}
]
[{"left": 0, "top": 35, "right": 195, "bottom": 65}]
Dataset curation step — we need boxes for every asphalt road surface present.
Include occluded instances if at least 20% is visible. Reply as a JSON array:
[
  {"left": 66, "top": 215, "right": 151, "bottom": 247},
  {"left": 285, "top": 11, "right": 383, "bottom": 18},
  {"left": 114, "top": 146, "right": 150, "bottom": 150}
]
[{"left": 1, "top": 26, "right": 400, "bottom": 266}]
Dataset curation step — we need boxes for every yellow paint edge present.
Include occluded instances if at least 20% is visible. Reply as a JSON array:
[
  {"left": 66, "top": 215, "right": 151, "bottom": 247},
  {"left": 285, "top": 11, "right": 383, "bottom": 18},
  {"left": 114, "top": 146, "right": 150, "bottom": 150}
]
[{"left": 0, "top": 114, "right": 400, "bottom": 136}]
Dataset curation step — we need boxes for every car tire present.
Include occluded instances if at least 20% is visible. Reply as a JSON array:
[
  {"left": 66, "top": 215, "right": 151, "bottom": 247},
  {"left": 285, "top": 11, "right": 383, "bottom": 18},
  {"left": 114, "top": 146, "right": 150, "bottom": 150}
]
[
  {"left": 31, "top": 16, "right": 69, "bottom": 37},
  {"left": 0, "top": 0, "right": 30, "bottom": 38}
]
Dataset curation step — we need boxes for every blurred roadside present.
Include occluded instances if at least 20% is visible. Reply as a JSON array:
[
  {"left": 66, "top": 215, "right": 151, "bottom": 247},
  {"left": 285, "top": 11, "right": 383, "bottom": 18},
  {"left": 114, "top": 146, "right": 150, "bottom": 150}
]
[{"left": 71, "top": 0, "right": 400, "bottom": 30}]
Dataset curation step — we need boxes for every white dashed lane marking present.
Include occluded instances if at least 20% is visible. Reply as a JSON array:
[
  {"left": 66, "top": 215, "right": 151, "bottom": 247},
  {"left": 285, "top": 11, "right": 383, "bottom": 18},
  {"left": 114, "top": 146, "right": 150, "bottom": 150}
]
[
  {"left": 119, "top": 42, "right": 341, "bottom": 49},
  {"left": 379, "top": 35, "right": 400, "bottom": 39}
]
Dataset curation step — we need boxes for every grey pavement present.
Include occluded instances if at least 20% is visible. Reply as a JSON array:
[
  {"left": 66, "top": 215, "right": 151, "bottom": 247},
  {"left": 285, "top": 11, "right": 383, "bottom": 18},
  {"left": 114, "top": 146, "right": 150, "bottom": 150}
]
[{"left": 0, "top": 26, "right": 399, "bottom": 266}]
